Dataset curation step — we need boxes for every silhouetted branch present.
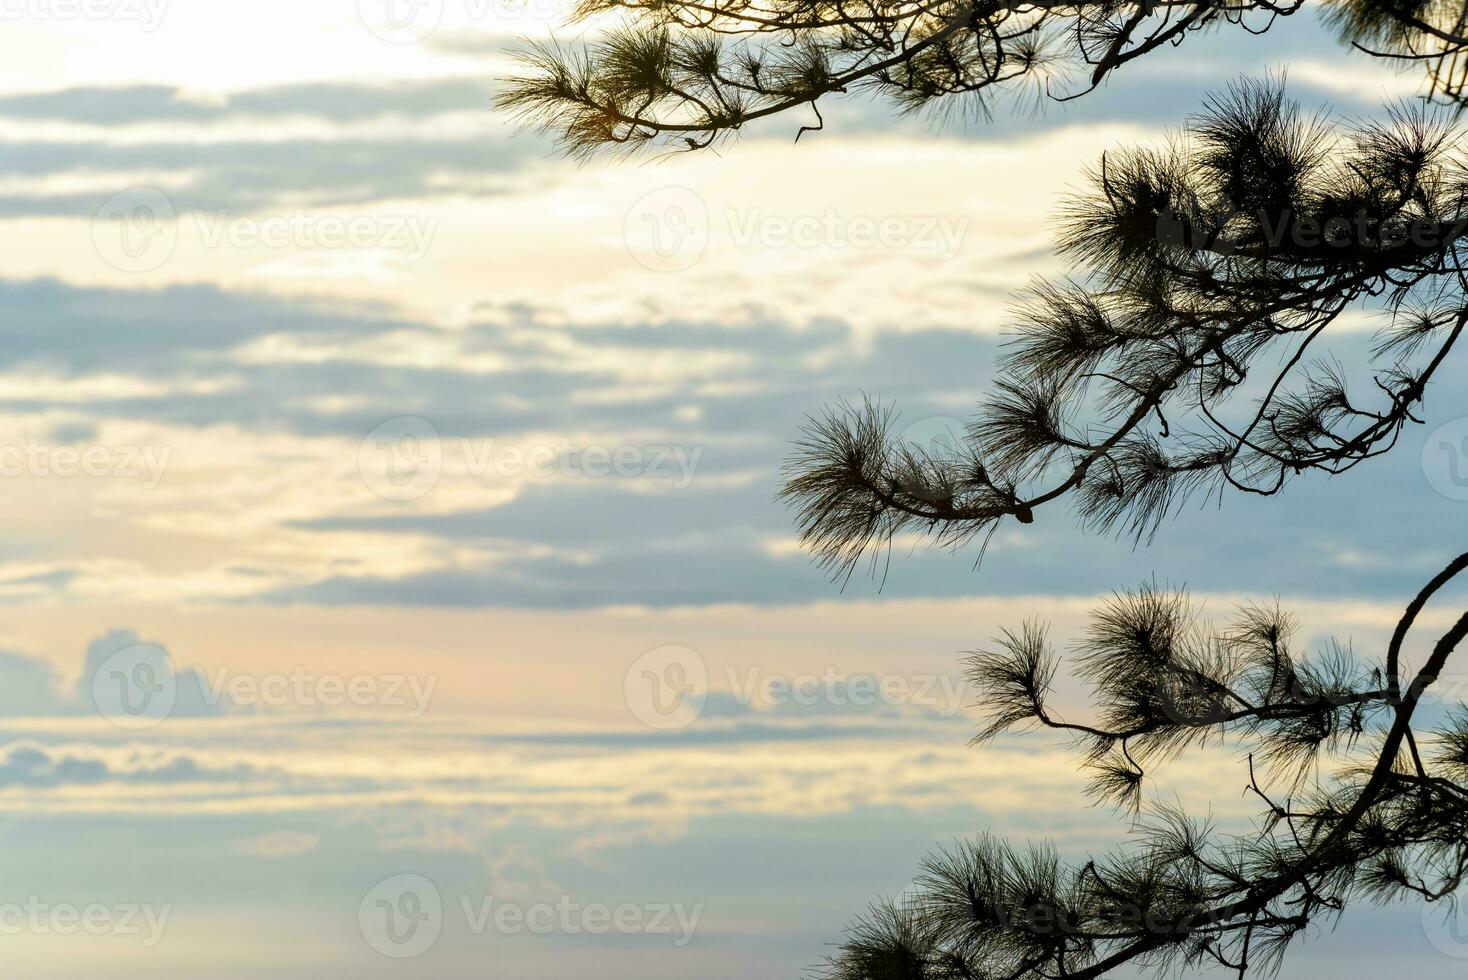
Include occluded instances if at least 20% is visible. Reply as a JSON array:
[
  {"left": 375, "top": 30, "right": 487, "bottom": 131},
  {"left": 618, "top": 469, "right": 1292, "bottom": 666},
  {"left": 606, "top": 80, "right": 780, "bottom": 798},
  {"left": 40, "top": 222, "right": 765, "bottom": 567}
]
[
  {"left": 780, "top": 81, "right": 1468, "bottom": 578},
  {"left": 502, "top": 0, "right": 1468, "bottom": 155},
  {"left": 500, "top": 0, "right": 1304, "bottom": 155},
  {"left": 819, "top": 553, "right": 1468, "bottom": 980}
]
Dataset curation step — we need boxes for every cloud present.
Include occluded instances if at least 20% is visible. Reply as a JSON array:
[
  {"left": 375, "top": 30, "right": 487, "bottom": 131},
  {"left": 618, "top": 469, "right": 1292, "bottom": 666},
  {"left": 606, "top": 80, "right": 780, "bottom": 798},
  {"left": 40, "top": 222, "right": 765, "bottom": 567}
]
[
  {"left": 0, "top": 19, "right": 1447, "bottom": 618},
  {"left": 0, "top": 11, "right": 1419, "bottom": 222},
  {"left": 0, "top": 743, "right": 256, "bottom": 787},
  {"left": 0, "top": 627, "right": 241, "bottom": 722},
  {"left": 0, "top": 649, "right": 67, "bottom": 716},
  {"left": 75, "top": 628, "right": 231, "bottom": 721},
  {"left": 0, "top": 79, "right": 498, "bottom": 126},
  {"left": 0, "top": 277, "right": 1453, "bottom": 610}
]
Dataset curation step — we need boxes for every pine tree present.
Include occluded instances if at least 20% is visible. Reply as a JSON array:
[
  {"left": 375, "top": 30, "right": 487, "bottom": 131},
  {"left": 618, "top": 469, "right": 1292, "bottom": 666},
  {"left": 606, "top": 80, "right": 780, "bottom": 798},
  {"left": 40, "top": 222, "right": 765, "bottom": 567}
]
[
  {"left": 788, "top": 87, "right": 1468, "bottom": 975},
  {"left": 819, "top": 563, "right": 1468, "bottom": 978},
  {"left": 501, "top": 0, "right": 1468, "bottom": 156},
  {"left": 503, "top": 4, "right": 1468, "bottom": 974}
]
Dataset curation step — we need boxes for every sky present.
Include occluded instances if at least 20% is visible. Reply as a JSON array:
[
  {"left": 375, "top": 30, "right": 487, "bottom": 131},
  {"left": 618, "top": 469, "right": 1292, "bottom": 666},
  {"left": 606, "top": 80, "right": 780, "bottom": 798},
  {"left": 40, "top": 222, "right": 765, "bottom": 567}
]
[{"left": 2, "top": 2, "right": 1468, "bottom": 977}]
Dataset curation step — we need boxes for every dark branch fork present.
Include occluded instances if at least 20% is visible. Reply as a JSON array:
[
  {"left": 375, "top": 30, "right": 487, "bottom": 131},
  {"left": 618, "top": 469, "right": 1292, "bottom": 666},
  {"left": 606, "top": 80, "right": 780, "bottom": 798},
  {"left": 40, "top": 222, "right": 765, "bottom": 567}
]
[{"left": 824, "top": 557, "right": 1468, "bottom": 980}]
